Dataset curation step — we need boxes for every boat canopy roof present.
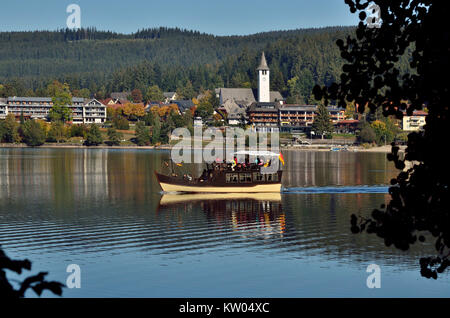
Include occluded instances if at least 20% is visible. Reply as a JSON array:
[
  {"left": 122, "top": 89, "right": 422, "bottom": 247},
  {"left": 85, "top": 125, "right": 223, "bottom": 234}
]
[{"left": 232, "top": 150, "right": 280, "bottom": 157}]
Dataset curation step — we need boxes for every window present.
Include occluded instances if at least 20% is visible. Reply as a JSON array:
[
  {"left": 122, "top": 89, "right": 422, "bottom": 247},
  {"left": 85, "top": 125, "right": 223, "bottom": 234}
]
[
  {"left": 239, "top": 173, "right": 252, "bottom": 183},
  {"left": 266, "top": 173, "right": 278, "bottom": 182},
  {"left": 226, "top": 173, "right": 238, "bottom": 183},
  {"left": 253, "top": 172, "right": 265, "bottom": 182}
]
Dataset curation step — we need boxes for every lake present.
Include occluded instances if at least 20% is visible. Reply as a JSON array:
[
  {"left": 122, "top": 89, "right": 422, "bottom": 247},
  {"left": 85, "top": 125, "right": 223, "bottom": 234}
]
[{"left": 0, "top": 148, "right": 448, "bottom": 297}]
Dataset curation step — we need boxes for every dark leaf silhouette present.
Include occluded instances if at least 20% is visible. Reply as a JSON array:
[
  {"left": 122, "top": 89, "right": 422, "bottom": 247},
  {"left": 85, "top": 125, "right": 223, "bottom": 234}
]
[
  {"left": 314, "top": 1, "right": 449, "bottom": 278},
  {"left": 0, "top": 245, "right": 64, "bottom": 297}
]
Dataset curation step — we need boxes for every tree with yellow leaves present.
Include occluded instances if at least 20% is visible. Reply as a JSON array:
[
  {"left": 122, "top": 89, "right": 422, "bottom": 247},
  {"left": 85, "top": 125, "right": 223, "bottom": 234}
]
[{"left": 122, "top": 102, "right": 145, "bottom": 121}]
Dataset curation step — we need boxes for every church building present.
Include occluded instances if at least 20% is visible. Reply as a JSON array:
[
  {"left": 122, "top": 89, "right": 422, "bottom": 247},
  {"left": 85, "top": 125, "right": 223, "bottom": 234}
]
[{"left": 216, "top": 52, "right": 284, "bottom": 125}]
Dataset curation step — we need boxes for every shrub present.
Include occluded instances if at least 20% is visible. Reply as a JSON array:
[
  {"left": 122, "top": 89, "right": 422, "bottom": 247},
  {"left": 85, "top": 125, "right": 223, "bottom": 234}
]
[{"left": 358, "top": 123, "right": 377, "bottom": 144}]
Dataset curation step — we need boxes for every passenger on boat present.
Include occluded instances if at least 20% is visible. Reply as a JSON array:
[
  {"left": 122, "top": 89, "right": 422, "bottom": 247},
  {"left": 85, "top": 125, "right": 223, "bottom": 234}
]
[{"left": 200, "top": 169, "right": 208, "bottom": 181}]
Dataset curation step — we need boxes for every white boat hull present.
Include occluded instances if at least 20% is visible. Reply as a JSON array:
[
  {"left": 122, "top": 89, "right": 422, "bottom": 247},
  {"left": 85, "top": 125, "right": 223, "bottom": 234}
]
[{"left": 159, "top": 181, "right": 282, "bottom": 193}]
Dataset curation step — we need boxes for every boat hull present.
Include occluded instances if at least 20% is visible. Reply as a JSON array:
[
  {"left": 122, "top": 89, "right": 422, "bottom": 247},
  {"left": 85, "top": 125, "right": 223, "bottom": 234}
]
[{"left": 158, "top": 181, "right": 281, "bottom": 193}]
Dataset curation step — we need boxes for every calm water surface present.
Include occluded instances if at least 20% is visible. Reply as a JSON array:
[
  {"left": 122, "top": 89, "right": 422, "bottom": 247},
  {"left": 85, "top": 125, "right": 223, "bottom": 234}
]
[{"left": 0, "top": 148, "right": 448, "bottom": 297}]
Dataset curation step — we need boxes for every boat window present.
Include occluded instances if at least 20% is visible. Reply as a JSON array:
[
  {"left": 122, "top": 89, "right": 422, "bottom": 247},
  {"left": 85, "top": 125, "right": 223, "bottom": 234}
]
[
  {"left": 226, "top": 173, "right": 239, "bottom": 183},
  {"left": 239, "top": 173, "right": 252, "bottom": 183},
  {"left": 265, "top": 173, "right": 278, "bottom": 182},
  {"left": 253, "top": 172, "right": 265, "bottom": 182}
]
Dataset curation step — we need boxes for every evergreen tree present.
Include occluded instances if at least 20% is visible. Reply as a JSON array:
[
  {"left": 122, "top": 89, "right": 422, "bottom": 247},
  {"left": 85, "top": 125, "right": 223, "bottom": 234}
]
[
  {"left": 107, "top": 127, "right": 123, "bottom": 146},
  {"left": 311, "top": 104, "right": 334, "bottom": 138},
  {"left": 151, "top": 115, "right": 161, "bottom": 144},
  {"left": 145, "top": 85, "right": 164, "bottom": 102},
  {"left": 134, "top": 121, "right": 151, "bottom": 146},
  {"left": 143, "top": 111, "right": 155, "bottom": 126},
  {"left": 84, "top": 124, "right": 103, "bottom": 146}
]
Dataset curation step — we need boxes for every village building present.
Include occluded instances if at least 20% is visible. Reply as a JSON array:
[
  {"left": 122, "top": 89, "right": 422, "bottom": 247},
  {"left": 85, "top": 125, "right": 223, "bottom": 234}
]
[
  {"left": 401, "top": 110, "right": 427, "bottom": 131},
  {"left": 171, "top": 100, "right": 194, "bottom": 113},
  {"left": 163, "top": 92, "right": 178, "bottom": 103},
  {"left": 0, "top": 96, "right": 106, "bottom": 124},
  {"left": 215, "top": 52, "right": 285, "bottom": 126}
]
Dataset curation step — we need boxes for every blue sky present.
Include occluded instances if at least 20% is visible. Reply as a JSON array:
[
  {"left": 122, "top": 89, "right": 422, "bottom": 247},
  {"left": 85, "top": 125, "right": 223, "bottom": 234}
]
[{"left": 0, "top": 0, "right": 359, "bottom": 35}]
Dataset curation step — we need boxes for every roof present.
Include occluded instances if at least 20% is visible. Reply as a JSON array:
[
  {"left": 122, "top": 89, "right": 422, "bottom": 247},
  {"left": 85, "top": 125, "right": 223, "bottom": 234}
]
[
  {"left": 218, "top": 88, "right": 256, "bottom": 105},
  {"left": 110, "top": 92, "right": 130, "bottom": 100},
  {"left": 163, "top": 92, "right": 176, "bottom": 98},
  {"left": 270, "top": 91, "right": 284, "bottom": 102},
  {"left": 247, "top": 102, "right": 280, "bottom": 113},
  {"left": 171, "top": 100, "right": 194, "bottom": 112},
  {"left": 257, "top": 52, "right": 270, "bottom": 71},
  {"left": 403, "top": 110, "right": 428, "bottom": 116},
  {"left": 280, "top": 104, "right": 317, "bottom": 112},
  {"left": 7, "top": 96, "right": 85, "bottom": 103},
  {"left": 221, "top": 99, "right": 246, "bottom": 115}
]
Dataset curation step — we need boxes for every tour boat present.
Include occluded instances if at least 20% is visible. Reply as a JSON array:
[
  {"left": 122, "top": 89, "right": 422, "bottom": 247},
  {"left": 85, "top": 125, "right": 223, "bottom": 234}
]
[{"left": 155, "top": 151, "right": 284, "bottom": 193}]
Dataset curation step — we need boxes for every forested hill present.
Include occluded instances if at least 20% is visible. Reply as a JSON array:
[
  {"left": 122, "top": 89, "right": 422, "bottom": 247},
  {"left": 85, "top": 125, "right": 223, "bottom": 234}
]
[{"left": 0, "top": 26, "right": 412, "bottom": 103}]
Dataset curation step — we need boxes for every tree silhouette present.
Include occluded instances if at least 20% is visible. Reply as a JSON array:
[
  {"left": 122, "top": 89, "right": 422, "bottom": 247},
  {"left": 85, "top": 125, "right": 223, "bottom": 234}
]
[
  {"left": 313, "top": 1, "right": 449, "bottom": 278},
  {"left": 0, "top": 246, "right": 64, "bottom": 297}
]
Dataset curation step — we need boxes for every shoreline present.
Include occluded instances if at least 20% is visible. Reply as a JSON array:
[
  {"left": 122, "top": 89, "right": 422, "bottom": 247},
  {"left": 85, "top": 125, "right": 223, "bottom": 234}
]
[{"left": 0, "top": 143, "right": 402, "bottom": 153}]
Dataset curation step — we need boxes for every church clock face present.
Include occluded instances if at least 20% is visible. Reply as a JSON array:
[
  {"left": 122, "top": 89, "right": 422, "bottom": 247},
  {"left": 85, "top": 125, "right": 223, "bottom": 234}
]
[{"left": 262, "top": 77, "right": 266, "bottom": 81}]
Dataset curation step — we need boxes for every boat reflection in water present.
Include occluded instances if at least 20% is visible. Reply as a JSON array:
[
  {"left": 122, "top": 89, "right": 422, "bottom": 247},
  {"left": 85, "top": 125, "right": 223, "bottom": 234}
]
[{"left": 158, "top": 193, "right": 285, "bottom": 239}]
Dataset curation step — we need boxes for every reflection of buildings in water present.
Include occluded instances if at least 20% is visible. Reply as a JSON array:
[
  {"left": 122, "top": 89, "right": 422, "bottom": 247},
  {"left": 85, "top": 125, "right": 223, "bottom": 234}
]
[
  {"left": 283, "top": 151, "right": 396, "bottom": 188},
  {"left": 0, "top": 150, "right": 53, "bottom": 201},
  {"left": 76, "top": 149, "right": 109, "bottom": 200},
  {"left": 158, "top": 193, "right": 285, "bottom": 239},
  {"left": 0, "top": 149, "right": 109, "bottom": 202}
]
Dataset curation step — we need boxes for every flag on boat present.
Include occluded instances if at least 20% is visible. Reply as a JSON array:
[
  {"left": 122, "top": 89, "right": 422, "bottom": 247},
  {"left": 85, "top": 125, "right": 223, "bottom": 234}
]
[{"left": 278, "top": 153, "right": 285, "bottom": 165}]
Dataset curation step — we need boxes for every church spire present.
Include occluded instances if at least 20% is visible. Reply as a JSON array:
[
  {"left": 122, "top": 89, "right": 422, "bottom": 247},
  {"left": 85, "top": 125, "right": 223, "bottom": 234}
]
[
  {"left": 257, "top": 52, "right": 269, "bottom": 71},
  {"left": 257, "top": 51, "right": 270, "bottom": 103}
]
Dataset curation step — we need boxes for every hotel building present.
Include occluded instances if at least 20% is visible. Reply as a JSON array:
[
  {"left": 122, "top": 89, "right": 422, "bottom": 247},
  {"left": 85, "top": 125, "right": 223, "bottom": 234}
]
[{"left": 0, "top": 97, "right": 106, "bottom": 124}]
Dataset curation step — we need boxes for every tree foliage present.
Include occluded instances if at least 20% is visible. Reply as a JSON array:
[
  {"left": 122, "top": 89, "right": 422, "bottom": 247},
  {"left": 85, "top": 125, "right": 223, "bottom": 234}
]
[
  {"left": 47, "top": 81, "right": 72, "bottom": 123},
  {"left": 20, "top": 120, "right": 46, "bottom": 146},
  {"left": 0, "top": 246, "right": 64, "bottom": 297},
  {"left": 1, "top": 26, "right": 412, "bottom": 104},
  {"left": 0, "top": 114, "right": 20, "bottom": 143},
  {"left": 311, "top": 104, "right": 334, "bottom": 138},
  {"left": 84, "top": 124, "right": 103, "bottom": 146},
  {"left": 106, "top": 127, "right": 123, "bottom": 146},
  {"left": 314, "top": 0, "right": 450, "bottom": 278},
  {"left": 135, "top": 121, "right": 151, "bottom": 146}
]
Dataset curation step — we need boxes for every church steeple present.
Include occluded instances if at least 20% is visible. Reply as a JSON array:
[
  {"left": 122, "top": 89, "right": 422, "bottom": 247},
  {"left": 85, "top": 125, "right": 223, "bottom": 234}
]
[
  {"left": 257, "top": 52, "right": 270, "bottom": 71},
  {"left": 257, "top": 52, "right": 270, "bottom": 102}
]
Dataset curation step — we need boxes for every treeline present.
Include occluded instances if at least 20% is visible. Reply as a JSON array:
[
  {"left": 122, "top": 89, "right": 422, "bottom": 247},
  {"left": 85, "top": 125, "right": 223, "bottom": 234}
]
[{"left": 0, "top": 26, "right": 413, "bottom": 104}]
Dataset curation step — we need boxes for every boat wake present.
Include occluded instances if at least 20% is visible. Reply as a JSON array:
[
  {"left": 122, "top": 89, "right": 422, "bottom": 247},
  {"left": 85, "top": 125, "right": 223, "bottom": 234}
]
[{"left": 282, "top": 185, "right": 389, "bottom": 194}]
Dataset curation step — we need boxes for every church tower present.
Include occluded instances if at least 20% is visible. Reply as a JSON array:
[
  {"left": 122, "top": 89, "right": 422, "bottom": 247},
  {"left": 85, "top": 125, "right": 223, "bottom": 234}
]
[{"left": 257, "top": 52, "right": 270, "bottom": 103}]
